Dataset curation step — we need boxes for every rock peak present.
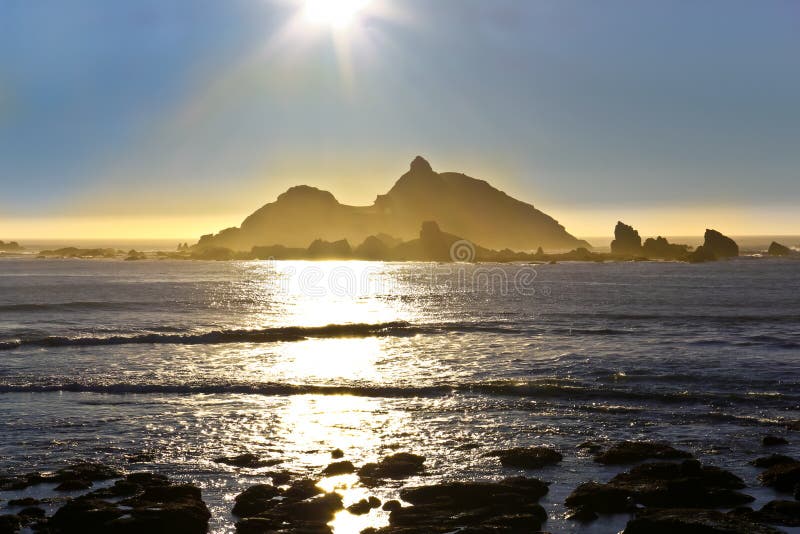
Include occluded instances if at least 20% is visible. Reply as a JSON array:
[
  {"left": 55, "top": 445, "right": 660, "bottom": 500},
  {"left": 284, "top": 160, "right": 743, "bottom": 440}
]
[{"left": 410, "top": 156, "right": 433, "bottom": 174}]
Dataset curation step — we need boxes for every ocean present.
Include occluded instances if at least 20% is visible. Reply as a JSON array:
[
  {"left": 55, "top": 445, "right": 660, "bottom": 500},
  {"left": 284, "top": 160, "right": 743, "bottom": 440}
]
[{"left": 1, "top": 257, "right": 799, "bottom": 533}]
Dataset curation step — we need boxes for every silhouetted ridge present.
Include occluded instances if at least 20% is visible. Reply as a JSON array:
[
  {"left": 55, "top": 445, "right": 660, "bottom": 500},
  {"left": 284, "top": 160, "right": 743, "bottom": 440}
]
[{"left": 196, "top": 156, "right": 588, "bottom": 251}]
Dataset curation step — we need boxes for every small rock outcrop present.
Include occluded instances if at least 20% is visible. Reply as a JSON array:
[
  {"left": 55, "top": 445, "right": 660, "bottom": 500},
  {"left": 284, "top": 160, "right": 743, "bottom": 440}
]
[
  {"left": 486, "top": 446, "right": 563, "bottom": 469},
  {"left": 610, "top": 222, "right": 643, "bottom": 256},
  {"left": 642, "top": 236, "right": 691, "bottom": 260},
  {"left": 593, "top": 441, "right": 692, "bottom": 465},
  {"left": 358, "top": 452, "right": 425, "bottom": 481},
  {"left": 213, "top": 453, "right": 279, "bottom": 469},
  {"left": 768, "top": 241, "right": 794, "bottom": 256},
  {"left": 703, "top": 229, "right": 739, "bottom": 258}
]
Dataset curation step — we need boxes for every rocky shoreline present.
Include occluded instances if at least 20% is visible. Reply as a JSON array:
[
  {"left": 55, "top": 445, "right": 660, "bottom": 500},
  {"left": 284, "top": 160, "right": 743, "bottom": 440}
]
[{"left": 2, "top": 437, "right": 799, "bottom": 533}]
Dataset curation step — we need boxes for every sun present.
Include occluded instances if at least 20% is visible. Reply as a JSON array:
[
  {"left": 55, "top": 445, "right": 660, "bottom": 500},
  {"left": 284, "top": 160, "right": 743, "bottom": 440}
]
[{"left": 303, "top": 0, "right": 372, "bottom": 28}]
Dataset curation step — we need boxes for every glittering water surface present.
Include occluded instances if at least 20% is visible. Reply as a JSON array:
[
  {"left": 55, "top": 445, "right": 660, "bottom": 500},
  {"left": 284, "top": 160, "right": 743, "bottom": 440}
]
[{"left": 1, "top": 258, "right": 799, "bottom": 533}]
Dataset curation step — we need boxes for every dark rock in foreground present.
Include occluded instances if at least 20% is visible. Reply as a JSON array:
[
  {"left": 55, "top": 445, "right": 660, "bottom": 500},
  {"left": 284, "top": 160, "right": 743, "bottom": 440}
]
[
  {"left": 593, "top": 440, "right": 692, "bottom": 464},
  {"left": 366, "top": 477, "right": 549, "bottom": 533},
  {"left": 486, "top": 446, "right": 563, "bottom": 469},
  {"left": 623, "top": 508, "right": 782, "bottom": 534},
  {"left": 566, "top": 460, "right": 752, "bottom": 515},
  {"left": 233, "top": 480, "right": 343, "bottom": 534},
  {"left": 0, "top": 515, "right": 21, "bottom": 534},
  {"left": 742, "top": 500, "right": 800, "bottom": 527},
  {"left": 759, "top": 460, "right": 800, "bottom": 491},
  {"left": 358, "top": 452, "right": 425, "bottom": 481},
  {"left": 47, "top": 472, "right": 210, "bottom": 533}
]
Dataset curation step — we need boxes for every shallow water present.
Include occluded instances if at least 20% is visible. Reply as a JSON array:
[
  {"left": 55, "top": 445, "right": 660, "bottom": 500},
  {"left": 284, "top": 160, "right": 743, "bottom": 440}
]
[{"left": 1, "top": 257, "right": 799, "bottom": 532}]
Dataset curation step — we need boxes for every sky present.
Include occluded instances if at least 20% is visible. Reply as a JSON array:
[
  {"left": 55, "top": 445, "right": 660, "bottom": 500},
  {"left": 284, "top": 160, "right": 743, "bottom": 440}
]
[{"left": 1, "top": 0, "right": 798, "bottom": 240}]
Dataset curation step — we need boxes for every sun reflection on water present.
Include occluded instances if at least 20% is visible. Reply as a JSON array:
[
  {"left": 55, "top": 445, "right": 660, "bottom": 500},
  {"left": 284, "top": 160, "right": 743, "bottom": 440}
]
[{"left": 275, "top": 394, "right": 407, "bottom": 532}]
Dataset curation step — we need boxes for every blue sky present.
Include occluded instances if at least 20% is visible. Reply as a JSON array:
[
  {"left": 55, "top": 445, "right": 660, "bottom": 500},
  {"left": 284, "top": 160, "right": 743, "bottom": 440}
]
[{"left": 1, "top": 0, "right": 798, "bottom": 238}]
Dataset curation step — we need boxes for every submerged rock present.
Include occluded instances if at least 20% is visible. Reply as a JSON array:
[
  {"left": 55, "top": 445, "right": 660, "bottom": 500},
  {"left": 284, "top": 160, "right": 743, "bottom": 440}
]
[
  {"left": 358, "top": 452, "right": 425, "bottom": 480},
  {"left": 486, "top": 446, "right": 563, "bottom": 469},
  {"left": 762, "top": 435, "right": 789, "bottom": 446},
  {"left": 623, "top": 508, "right": 782, "bottom": 534},
  {"left": 213, "top": 453, "right": 279, "bottom": 468},
  {"left": 593, "top": 441, "right": 692, "bottom": 464}
]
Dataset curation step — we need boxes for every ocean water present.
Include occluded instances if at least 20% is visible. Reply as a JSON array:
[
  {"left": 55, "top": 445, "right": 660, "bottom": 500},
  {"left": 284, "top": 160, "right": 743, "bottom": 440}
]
[{"left": 1, "top": 257, "right": 799, "bottom": 533}]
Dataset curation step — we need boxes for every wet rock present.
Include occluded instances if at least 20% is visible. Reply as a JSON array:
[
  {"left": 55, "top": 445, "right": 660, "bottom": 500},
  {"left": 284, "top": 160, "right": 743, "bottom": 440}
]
[
  {"left": 567, "top": 460, "right": 752, "bottom": 514},
  {"left": 577, "top": 440, "right": 605, "bottom": 454},
  {"left": 369, "top": 477, "right": 549, "bottom": 532},
  {"left": 762, "top": 435, "right": 789, "bottom": 446},
  {"left": 126, "top": 452, "right": 155, "bottom": 463},
  {"left": 565, "top": 481, "right": 634, "bottom": 513},
  {"left": 623, "top": 508, "right": 782, "bottom": 534},
  {"left": 0, "top": 515, "right": 21, "bottom": 534},
  {"left": 282, "top": 478, "right": 324, "bottom": 501},
  {"left": 55, "top": 479, "right": 93, "bottom": 491},
  {"left": 382, "top": 500, "right": 402, "bottom": 512},
  {"left": 18, "top": 507, "right": 45, "bottom": 520},
  {"left": 47, "top": 473, "right": 210, "bottom": 533},
  {"left": 754, "top": 500, "right": 800, "bottom": 526},
  {"left": 358, "top": 453, "right": 425, "bottom": 480},
  {"left": 331, "top": 448, "right": 344, "bottom": 459},
  {"left": 486, "top": 446, "right": 563, "bottom": 469},
  {"left": 267, "top": 471, "right": 292, "bottom": 486},
  {"left": 0, "top": 472, "right": 48, "bottom": 491},
  {"left": 213, "top": 453, "right": 279, "bottom": 468},
  {"left": 322, "top": 461, "right": 356, "bottom": 476},
  {"left": 49, "top": 498, "right": 127, "bottom": 532},
  {"left": 760, "top": 461, "right": 800, "bottom": 492},
  {"left": 347, "top": 499, "right": 373, "bottom": 515},
  {"left": 55, "top": 462, "right": 121, "bottom": 483},
  {"left": 236, "top": 492, "right": 342, "bottom": 533},
  {"left": 232, "top": 484, "right": 281, "bottom": 517},
  {"left": 566, "top": 506, "right": 600, "bottom": 523},
  {"left": 7, "top": 498, "right": 39, "bottom": 507},
  {"left": 751, "top": 454, "right": 796, "bottom": 468},
  {"left": 593, "top": 440, "right": 692, "bottom": 464},
  {"left": 368, "top": 496, "right": 381, "bottom": 508}
]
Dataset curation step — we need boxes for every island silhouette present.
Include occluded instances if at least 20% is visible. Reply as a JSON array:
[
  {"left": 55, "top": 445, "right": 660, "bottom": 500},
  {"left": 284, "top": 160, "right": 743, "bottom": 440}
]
[{"left": 196, "top": 156, "right": 588, "bottom": 253}]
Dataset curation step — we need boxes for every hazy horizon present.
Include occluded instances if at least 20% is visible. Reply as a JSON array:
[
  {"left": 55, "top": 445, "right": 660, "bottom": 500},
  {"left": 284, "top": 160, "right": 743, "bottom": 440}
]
[{"left": 2, "top": 0, "right": 799, "bottom": 240}]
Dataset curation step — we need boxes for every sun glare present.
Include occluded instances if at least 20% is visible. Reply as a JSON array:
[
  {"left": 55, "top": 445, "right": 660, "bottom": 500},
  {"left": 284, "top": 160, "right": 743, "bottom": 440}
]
[{"left": 303, "top": 0, "right": 371, "bottom": 28}]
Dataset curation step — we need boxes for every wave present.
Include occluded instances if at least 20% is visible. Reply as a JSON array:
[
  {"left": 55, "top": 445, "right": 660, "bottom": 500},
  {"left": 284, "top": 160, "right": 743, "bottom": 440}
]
[
  {"left": 0, "top": 301, "right": 162, "bottom": 313},
  {"left": 0, "top": 321, "right": 425, "bottom": 351},
  {"left": 0, "top": 320, "right": 642, "bottom": 351},
  {"left": 1, "top": 379, "right": 796, "bottom": 406}
]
